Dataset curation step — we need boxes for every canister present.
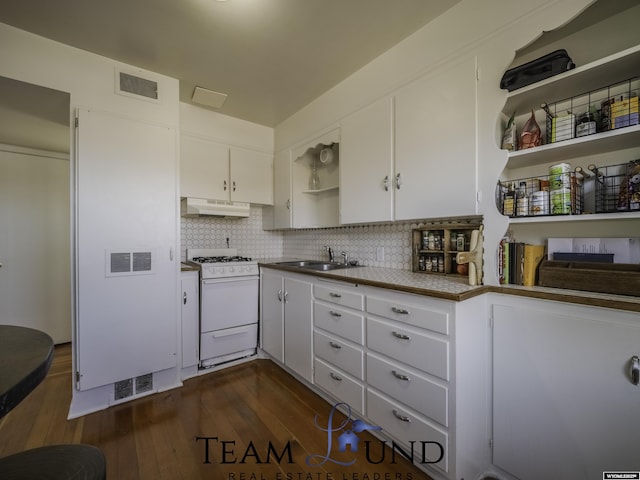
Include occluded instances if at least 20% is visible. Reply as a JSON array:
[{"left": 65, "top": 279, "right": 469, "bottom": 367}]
[
  {"left": 551, "top": 188, "right": 572, "bottom": 214},
  {"left": 530, "top": 191, "right": 549, "bottom": 215},
  {"left": 549, "top": 163, "right": 571, "bottom": 190},
  {"left": 516, "top": 196, "right": 529, "bottom": 216}
]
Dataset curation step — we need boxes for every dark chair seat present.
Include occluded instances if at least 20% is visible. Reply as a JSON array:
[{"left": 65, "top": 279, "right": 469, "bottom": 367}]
[{"left": 0, "top": 444, "right": 106, "bottom": 480}]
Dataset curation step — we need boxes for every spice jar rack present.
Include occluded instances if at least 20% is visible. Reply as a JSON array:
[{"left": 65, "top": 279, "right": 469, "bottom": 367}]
[{"left": 412, "top": 216, "right": 483, "bottom": 276}]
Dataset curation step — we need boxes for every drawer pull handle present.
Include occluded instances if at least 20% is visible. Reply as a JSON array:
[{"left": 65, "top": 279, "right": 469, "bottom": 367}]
[
  {"left": 329, "top": 311, "right": 342, "bottom": 317},
  {"left": 631, "top": 355, "right": 640, "bottom": 386},
  {"left": 391, "top": 331, "right": 411, "bottom": 341},
  {"left": 392, "top": 370, "right": 410, "bottom": 381},
  {"left": 329, "top": 341, "right": 342, "bottom": 349},
  {"left": 330, "top": 372, "right": 342, "bottom": 381},
  {"left": 329, "top": 292, "right": 342, "bottom": 298},
  {"left": 392, "top": 409, "right": 411, "bottom": 423},
  {"left": 391, "top": 306, "right": 410, "bottom": 315}
]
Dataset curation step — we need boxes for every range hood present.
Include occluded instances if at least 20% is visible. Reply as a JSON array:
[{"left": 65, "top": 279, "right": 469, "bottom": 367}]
[{"left": 181, "top": 197, "right": 250, "bottom": 218}]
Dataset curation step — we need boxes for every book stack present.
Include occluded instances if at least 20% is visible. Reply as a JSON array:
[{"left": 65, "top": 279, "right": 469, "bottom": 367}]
[{"left": 498, "top": 239, "right": 545, "bottom": 286}]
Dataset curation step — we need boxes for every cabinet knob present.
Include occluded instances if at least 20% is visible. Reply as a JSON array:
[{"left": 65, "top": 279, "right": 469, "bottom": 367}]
[
  {"left": 329, "top": 372, "right": 342, "bottom": 381},
  {"left": 183, "top": 292, "right": 187, "bottom": 305},
  {"left": 329, "top": 310, "right": 342, "bottom": 318},
  {"left": 391, "top": 331, "right": 411, "bottom": 341},
  {"left": 224, "top": 180, "right": 227, "bottom": 191},
  {"left": 395, "top": 173, "right": 402, "bottom": 190},
  {"left": 329, "top": 341, "right": 342, "bottom": 349},
  {"left": 391, "top": 370, "right": 410, "bottom": 381},
  {"left": 286, "top": 199, "right": 291, "bottom": 210},
  {"left": 329, "top": 292, "right": 342, "bottom": 298},
  {"left": 392, "top": 409, "right": 411, "bottom": 423},
  {"left": 631, "top": 355, "right": 639, "bottom": 385},
  {"left": 277, "top": 289, "right": 283, "bottom": 302},
  {"left": 391, "top": 306, "right": 410, "bottom": 315},
  {"left": 233, "top": 181, "right": 237, "bottom": 192},
  {"left": 383, "top": 175, "right": 389, "bottom": 192}
]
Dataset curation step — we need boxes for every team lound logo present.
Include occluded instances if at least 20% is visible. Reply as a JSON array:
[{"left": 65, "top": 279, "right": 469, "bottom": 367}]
[{"left": 306, "top": 402, "right": 382, "bottom": 467}]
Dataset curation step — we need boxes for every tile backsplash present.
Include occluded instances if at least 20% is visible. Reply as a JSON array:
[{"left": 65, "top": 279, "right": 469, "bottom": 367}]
[
  {"left": 180, "top": 207, "right": 282, "bottom": 260},
  {"left": 181, "top": 207, "right": 430, "bottom": 270}
]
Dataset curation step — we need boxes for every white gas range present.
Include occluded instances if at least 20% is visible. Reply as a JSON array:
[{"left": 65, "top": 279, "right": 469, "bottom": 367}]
[{"left": 187, "top": 249, "right": 259, "bottom": 368}]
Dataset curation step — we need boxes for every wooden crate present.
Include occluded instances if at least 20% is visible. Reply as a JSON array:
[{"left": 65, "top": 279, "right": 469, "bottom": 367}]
[
  {"left": 538, "top": 260, "right": 640, "bottom": 296},
  {"left": 412, "top": 216, "right": 482, "bottom": 276}
]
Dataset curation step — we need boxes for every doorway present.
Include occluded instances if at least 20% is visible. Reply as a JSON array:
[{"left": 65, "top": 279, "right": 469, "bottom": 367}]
[{"left": 0, "top": 76, "right": 71, "bottom": 343}]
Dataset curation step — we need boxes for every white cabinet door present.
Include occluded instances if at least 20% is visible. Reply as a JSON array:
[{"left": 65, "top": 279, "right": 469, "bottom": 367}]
[
  {"left": 272, "top": 149, "right": 292, "bottom": 229},
  {"left": 283, "top": 276, "right": 313, "bottom": 382},
  {"left": 394, "top": 57, "right": 477, "bottom": 220},
  {"left": 180, "top": 134, "right": 229, "bottom": 200},
  {"left": 493, "top": 302, "right": 640, "bottom": 479},
  {"left": 340, "top": 97, "right": 393, "bottom": 224},
  {"left": 181, "top": 270, "right": 199, "bottom": 369},
  {"left": 260, "top": 270, "right": 284, "bottom": 363},
  {"left": 76, "top": 109, "right": 177, "bottom": 391},
  {"left": 230, "top": 147, "right": 273, "bottom": 205}
]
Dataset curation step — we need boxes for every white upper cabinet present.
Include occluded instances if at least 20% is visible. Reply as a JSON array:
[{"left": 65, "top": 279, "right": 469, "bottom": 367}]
[
  {"left": 180, "top": 134, "right": 229, "bottom": 200},
  {"left": 272, "top": 148, "right": 293, "bottom": 229},
  {"left": 180, "top": 133, "right": 273, "bottom": 205},
  {"left": 394, "top": 56, "right": 478, "bottom": 221},
  {"left": 339, "top": 57, "right": 478, "bottom": 225},
  {"left": 340, "top": 97, "right": 394, "bottom": 224},
  {"left": 229, "top": 147, "right": 273, "bottom": 205}
]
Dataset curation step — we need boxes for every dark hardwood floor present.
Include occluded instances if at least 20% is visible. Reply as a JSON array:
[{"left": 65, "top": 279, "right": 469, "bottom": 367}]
[{"left": 0, "top": 344, "right": 432, "bottom": 479}]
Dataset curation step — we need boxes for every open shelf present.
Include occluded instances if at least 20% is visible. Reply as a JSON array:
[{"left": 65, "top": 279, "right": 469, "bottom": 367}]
[{"left": 504, "top": 44, "right": 640, "bottom": 115}]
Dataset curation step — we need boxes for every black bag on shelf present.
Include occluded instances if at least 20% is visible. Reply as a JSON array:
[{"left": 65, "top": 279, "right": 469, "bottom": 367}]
[{"left": 500, "top": 49, "right": 575, "bottom": 92}]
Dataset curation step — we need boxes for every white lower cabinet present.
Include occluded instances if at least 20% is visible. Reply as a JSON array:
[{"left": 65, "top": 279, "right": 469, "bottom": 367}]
[
  {"left": 367, "top": 388, "right": 449, "bottom": 472},
  {"left": 366, "top": 352, "right": 448, "bottom": 427},
  {"left": 491, "top": 295, "right": 640, "bottom": 480},
  {"left": 312, "top": 280, "right": 366, "bottom": 414},
  {"left": 260, "top": 269, "right": 313, "bottom": 382},
  {"left": 314, "top": 358, "right": 365, "bottom": 415},
  {"left": 260, "top": 269, "right": 491, "bottom": 479},
  {"left": 180, "top": 270, "right": 199, "bottom": 379}
]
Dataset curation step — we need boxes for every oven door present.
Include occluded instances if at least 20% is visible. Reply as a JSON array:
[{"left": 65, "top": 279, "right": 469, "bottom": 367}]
[{"left": 200, "top": 276, "right": 259, "bottom": 332}]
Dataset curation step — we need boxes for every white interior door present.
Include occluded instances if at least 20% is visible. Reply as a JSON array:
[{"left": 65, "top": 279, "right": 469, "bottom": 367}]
[
  {"left": 0, "top": 146, "right": 70, "bottom": 343},
  {"left": 75, "top": 109, "right": 177, "bottom": 391}
]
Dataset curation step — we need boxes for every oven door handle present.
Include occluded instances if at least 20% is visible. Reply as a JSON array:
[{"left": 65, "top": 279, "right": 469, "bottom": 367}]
[{"left": 202, "top": 277, "right": 258, "bottom": 285}]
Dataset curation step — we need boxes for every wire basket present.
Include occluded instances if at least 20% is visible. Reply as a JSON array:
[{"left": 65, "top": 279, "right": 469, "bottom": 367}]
[
  {"left": 497, "top": 172, "right": 584, "bottom": 218},
  {"left": 542, "top": 77, "right": 639, "bottom": 145},
  {"left": 594, "top": 160, "right": 640, "bottom": 213}
]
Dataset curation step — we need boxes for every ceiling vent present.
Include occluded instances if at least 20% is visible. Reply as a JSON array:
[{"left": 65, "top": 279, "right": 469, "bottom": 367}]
[
  {"left": 115, "top": 68, "right": 160, "bottom": 103},
  {"left": 192, "top": 86, "right": 227, "bottom": 108}
]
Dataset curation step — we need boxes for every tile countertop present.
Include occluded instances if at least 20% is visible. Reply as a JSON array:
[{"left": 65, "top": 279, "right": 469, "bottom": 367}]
[{"left": 259, "top": 260, "right": 640, "bottom": 313}]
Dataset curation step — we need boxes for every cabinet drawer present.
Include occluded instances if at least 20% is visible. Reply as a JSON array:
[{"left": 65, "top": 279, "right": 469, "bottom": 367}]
[
  {"left": 314, "top": 284, "right": 364, "bottom": 311},
  {"left": 367, "top": 352, "right": 448, "bottom": 427},
  {"left": 367, "top": 388, "right": 448, "bottom": 473},
  {"left": 367, "top": 294, "right": 449, "bottom": 335},
  {"left": 314, "top": 302, "right": 364, "bottom": 344},
  {"left": 314, "top": 358, "right": 364, "bottom": 414},
  {"left": 367, "top": 317, "right": 449, "bottom": 380},
  {"left": 314, "top": 330, "right": 364, "bottom": 380}
]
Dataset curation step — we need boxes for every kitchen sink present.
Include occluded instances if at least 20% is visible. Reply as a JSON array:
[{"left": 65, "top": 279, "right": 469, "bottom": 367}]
[
  {"left": 275, "top": 260, "right": 324, "bottom": 267},
  {"left": 275, "top": 260, "right": 360, "bottom": 271}
]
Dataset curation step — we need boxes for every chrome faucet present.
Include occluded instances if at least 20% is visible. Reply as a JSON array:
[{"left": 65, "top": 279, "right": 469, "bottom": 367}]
[
  {"left": 324, "top": 245, "right": 335, "bottom": 263},
  {"left": 340, "top": 251, "right": 349, "bottom": 266}
]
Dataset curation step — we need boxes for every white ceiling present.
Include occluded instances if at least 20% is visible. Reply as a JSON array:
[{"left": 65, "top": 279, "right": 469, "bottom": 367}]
[{"left": 0, "top": 0, "right": 462, "bottom": 127}]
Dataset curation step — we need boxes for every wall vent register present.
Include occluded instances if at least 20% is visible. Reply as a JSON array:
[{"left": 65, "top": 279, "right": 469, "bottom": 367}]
[{"left": 107, "top": 250, "right": 154, "bottom": 276}]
